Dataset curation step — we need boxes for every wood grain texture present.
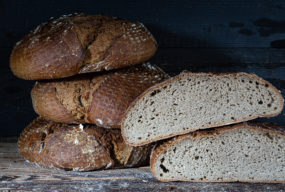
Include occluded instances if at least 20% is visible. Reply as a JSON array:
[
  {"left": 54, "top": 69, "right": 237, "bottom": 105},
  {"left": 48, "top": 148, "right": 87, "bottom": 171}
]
[{"left": 1, "top": 141, "right": 285, "bottom": 191}]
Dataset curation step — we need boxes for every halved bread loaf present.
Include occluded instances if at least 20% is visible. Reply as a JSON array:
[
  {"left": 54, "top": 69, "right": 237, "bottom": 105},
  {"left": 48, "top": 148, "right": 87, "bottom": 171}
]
[
  {"left": 122, "top": 72, "right": 284, "bottom": 146},
  {"left": 18, "top": 117, "right": 152, "bottom": 171},
  {"left": 10, "top": 13, "right": 157, "bottom": 80},
  {"left": 150, "top": 122, "right": 285, "bottom": 182},
  {"left": 31, "top": 63, "right": 168, "bottom": 128}
]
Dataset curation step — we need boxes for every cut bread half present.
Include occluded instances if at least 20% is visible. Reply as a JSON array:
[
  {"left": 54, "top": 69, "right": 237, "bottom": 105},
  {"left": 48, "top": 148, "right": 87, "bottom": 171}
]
[
  {"left": 150, "top": 122, "right": 285, "bottom": 182},
  {"left": 122, "top": 72, "right": 284, "bottom": 146}
]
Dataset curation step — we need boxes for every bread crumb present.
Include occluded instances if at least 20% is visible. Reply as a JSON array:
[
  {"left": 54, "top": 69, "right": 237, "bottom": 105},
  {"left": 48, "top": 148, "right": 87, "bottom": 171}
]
[
  {"left": 79, "top": 124, "right": 84, "bottom": 131},
  {"left": 74, "top": 138, "right": 79, "bottom": 145},
  {"left": 106, "top": 161, "right": 112, "bottom": 168},
  {"left": 96, "top": 119, "right": 103, "bottom": 125}
]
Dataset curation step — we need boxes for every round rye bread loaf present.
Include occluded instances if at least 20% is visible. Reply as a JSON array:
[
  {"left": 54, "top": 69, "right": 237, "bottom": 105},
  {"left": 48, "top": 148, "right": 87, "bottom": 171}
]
[
  {"left": 10, "top": 13, "right": 157, "bottom": 80},
  {"left": 18, "top": 117, "right": 153, "bottom": 171},
  {"left": 31, "top": 63, "right": 169, "bottom": 128}
]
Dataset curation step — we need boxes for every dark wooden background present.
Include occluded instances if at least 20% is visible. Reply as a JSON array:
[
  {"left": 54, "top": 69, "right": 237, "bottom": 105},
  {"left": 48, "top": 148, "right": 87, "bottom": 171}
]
[{"left": 1, "top": 0, "right": 285, "bottom": 136}]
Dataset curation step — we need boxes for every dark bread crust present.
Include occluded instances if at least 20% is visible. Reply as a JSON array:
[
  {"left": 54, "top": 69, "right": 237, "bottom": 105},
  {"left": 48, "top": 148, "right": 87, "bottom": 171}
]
[
  {"left": 31, "top": 63, "right": 169, "bottom": 128},
  {"left": 150, "top": 122, "right": 285, "bottom": 182},
  {"left": 18, "top": 117, "right": 152, "bottom": 171},
  {"left": 121, "top": 72, "right": 284, "bottom": 146},
  {"left": 10, "top": 13, "right": 157, "bottom": 80}
]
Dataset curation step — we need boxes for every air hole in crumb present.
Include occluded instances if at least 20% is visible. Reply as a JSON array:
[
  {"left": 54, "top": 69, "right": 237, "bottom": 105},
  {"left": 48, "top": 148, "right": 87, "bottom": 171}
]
[
  {"left": 221, "top": 141, "right": 225, "bottom": 145},
  {"left": 150, "top": 89, "right": 161, "bottom": 97},
  {"left": 231, "top": 117, "right": 235, "bottom": 120},
  {"left": 160, "top": 173, "right": 163, "bottom": 176},
  {"left": 173, "top": 147, "right": 177, "bottom": 153},
  {"left": 267, "top": 104, "right": 271, "bottom": 107},
  {"left": 258, "top": 100, "right": 263, "bottom": 105},
  {"left": 160, "top": 157, "right": 165, "bottom": 163},
  {"left": 160, "top": 164, "right": 169, "bottom": 173},
  {"left": 195, "top": 156, "right": 199, "bottom": 160},
  {"left": 249, "top": 80, "right": 252, "bottom": 83},
  {"left": 173, "top": 103, "right": 178, "bottom": 106},
  {"left": 138, "top": 120, "right": 141, "bottom": 123},
  {"left": 274, "top": 107, "right": 277, "bottom": 110},
  {"left": 245, "top": 154, "right": 248, "bottom": 157},
  {"left": 265, "top": 84, "right": 269, "bottom": 87},
  {"left": 150, "top": 101, "right": 154, "bottom": 106},
  {"left": 138, "top": 137, "right": 142, "bottom": 140},
  {"left": 150, "top": 117, "right": 155, "bottom": 120},
  {"left": 139, "top": 115, "right": 142, "bottom": 119},
  {"left": 163, "top": 86, "right": 167, "bottom": 89},
  {"left": 241, "top": 80, "right": 245, "bottom": 83},
  {"left": 265, "top": 133, "right": 273, "bottom": 140}
]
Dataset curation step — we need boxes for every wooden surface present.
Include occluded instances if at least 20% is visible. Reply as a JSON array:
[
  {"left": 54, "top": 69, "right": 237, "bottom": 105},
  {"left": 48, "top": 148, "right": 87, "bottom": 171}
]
[{"left": 0, "top": 140, "right": 285, "bottom": 192}]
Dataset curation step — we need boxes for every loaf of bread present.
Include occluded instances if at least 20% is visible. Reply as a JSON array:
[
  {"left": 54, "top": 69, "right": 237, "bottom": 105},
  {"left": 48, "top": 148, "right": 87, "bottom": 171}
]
[
  {"left": 31, "top": 63, "right": 169, "bottom": 128},
  {"left": 122, "top": 72, "right": 284, "bottom": 146},
  {"left": 10, "top": 13, "right": 157, "bottom": 80},
  {"left": 150, "top": 122, "right": 285, "bottom": 182},
  {"left": 18, "top": 117, "right": 152, "bottom": 171}
]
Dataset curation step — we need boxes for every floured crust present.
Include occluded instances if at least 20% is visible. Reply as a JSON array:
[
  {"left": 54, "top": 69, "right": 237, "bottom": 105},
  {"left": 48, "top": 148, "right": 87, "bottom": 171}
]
[
  {"left": 10, "top": 13, "right": 157, "bottom": 80},
  {"left": 31, "top": 63, "right": 169, "bottom": 128},
  {"left": 18, "top": 117, "right": 152, "bottom": 171},
  {"left": 121, "top": 72, "right": 284, "bottom": 146},
  {"left": 150, "top": 122, "right": 285, "bottom": 182}
]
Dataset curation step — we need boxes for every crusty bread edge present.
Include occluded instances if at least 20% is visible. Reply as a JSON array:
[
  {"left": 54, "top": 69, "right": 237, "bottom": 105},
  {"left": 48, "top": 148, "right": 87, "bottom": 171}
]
[
  {"left": 150, "top": 122, "right": 285, "bottom": 182},
  {"left": 121, "top": 72, "right": 284, "bottom": 146}
]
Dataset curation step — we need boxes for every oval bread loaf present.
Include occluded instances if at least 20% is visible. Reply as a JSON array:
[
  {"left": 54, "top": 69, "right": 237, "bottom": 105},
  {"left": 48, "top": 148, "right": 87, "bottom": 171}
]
[
  {"left": 18, "top": 117, "right": 153, "bottom": 171},
  {"left": 151, "top": 122, "right": 285, "bottom": 182},
  {"left": 31, "top": 63, "right": 169, "bottom": 128},
  {"left": 10, "top": 13, "right": 157, "bottom": 80},
  {"left": 122, "top": 72, "right": 284, "bottom": 146}
]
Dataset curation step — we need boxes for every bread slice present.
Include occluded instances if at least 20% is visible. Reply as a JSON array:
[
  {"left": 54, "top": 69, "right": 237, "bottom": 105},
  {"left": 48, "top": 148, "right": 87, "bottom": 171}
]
[
  {"left": 18, "top": 117, "right": 153, "bottom": 171},
  {"left": 150, "top": 122, "right": 285, "bottom": 182},
  {"left": 122, "top": 72, "right": 284, "bottom": 146},
  {"left": 31, "top": 63, "right": 168, "bottom": 128},
  {"left": 10, "top": 13, "right": 157, "bottom": 80}
]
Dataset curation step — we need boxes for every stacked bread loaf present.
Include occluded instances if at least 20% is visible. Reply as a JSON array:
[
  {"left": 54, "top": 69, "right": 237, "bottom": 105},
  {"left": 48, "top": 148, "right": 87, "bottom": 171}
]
[
  {"left": 11, "top": 13, "right": 285, "bottom": 182},
  {"left": 10, "top": 13, "right": 169, "bottom": 171}
]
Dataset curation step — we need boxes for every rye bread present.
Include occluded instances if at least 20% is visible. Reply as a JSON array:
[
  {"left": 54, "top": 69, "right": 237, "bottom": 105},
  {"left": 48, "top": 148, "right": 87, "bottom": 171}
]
[
  {"left": 10, "top": 13, "right": 157, "bottom": 80},
  {"left": 121, "top": 72, "right": 284, "bottom": 146},
  {"left": 18, "top": 117, "right": 152, "bottom": 171},
  {"left": 150, "top": 122, "right": 285, "bottom": 182},
  {"left": 31, "top": 63, "right": 169, "bottom": 128}
]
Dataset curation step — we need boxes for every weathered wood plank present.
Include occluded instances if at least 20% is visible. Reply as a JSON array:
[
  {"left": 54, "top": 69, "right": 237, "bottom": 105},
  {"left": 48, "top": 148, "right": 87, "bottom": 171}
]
[{"left": 0, "top": 141, "right": 285, "bottom": 191}]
